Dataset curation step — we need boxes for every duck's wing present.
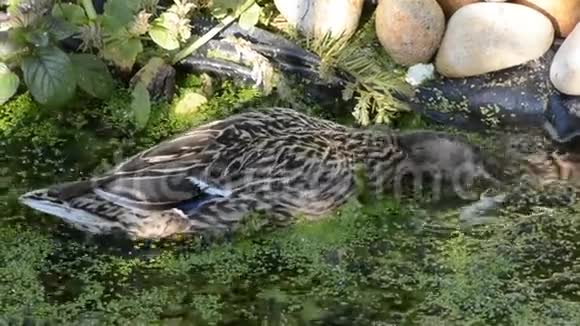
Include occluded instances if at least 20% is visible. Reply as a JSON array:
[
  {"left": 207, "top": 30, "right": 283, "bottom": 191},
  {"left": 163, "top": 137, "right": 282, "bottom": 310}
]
[
  {"left": 52, "top": 118, "right": 252, "bottom": 211},
  {"left": 50, "top": 108, "right": 341, "bottom": 210}
]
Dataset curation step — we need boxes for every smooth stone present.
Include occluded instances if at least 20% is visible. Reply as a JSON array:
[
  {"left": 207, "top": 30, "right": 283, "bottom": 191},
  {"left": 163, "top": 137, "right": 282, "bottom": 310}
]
[
  {"left": 436, "top": 0, "right": 478, "bottom": 17},
  {"left": 550, "top": 23, "right": 580, "bottom": 95},
  {"left": 514, "top": 0, "right": 580, "bottom": 37},
  {"left": 435, "top": 3, "right": 554, "bottom": 78},
  {"left": 405, "top": 63, "right": 435, "bottom": 86},
  {"left": 273, "top": 0, "right": 364, "bottom": 38},
  {"left": 376, "top": 0, "right": 445, "bottom": 66}
]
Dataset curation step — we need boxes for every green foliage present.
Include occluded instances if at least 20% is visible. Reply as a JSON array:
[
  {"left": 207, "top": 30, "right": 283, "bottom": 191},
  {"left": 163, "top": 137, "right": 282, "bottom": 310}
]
[
  {"left": 70, "top": 53, "right": 115, "bottom": 99},
  {"left": 0, "top": 62, "right": 19, "bottom": 105},
  {"left": 211, "top": 0, "right": 259, "bottom": 19},
  {"left": 302, "top": 14, "right": 410, "bottom": 126},
  {"left": 0, "top": 0, "right": 267, "bottom": 107},
  {"left": 102, "top": 34, "right": 144, "bottom": 71},
  {"left": 1, "top": 0, "right": 113, "bottom": 106},
  {"left": 236, "top": 2, "right": 261, "bottom": 30},
  {"left": 131, "top": 81, "right": 151, "bottom": 130},
  {"left": 21, "top": 46, "right": 76, "bottom": 107},
  {"left": 148, "top": 0, "right": 195, "bottom": 50},
  {"left": 51, "top": 3, "right": 88, "bottom": 27}
]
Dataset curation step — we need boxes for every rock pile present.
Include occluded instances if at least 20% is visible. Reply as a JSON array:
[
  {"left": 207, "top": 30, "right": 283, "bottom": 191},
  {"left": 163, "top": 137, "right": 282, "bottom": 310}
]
[
  {"left": 272, "top": 0, "right": 579, "bottom": 96},
  {"left": 373, "top": 0, "right": 579, "bottom": 95}
]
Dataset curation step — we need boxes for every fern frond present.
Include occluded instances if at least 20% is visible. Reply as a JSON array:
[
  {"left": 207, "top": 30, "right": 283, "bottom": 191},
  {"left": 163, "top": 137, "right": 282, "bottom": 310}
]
[{"left": 300, "top": 13, "right": 412, "bottom": 125}]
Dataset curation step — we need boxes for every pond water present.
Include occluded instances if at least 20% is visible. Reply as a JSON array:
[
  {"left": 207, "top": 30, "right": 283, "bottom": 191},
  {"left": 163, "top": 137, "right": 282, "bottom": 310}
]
[{"left": 1, "top": 87, "right": 580, "bottom": 325}]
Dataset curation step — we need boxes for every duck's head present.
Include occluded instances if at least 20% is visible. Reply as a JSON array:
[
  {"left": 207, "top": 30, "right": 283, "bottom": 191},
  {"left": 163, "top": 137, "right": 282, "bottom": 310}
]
[{"left": 395, "top": 130, "right": 502, "bottom": 199}]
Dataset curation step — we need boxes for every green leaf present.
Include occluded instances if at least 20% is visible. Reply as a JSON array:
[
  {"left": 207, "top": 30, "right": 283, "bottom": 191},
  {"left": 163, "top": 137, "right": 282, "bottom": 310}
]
[
  {"left": 25, "top": 30, "right": 50, "bottom": 47},
  {"left": 211, "top": 0, "right": 245, "bottom": 18},
  {"left": 148, "top": 24, "right": 179, "bottom": 50},
  {"left": 0, "top": 62, "right": 19, "bottom": 105},
  {"left": 102, "top": 0, "right": 135, "bottom": 31},
  {"left": 21, "top": 46, "right": 76, "bottom": 107},
  {"left": 238, "top": 2, "right": 261, "bottom": 30},
  {"left": 45, "top": 17, "right": 78, "bottom": 41},
  {"left": 70, "top": 53, "right": 114, "bottom": 99},
  {"left": 0, "top": 31, "right": 24, "bottom": 61},
  {"left": 131, "top": 82, "right": 150, "bottom": 130},
  {"left": 102, "top": 36, "right": 143, "bottom": 70},
  {"left": 51, "top": 3, "right": 87, "bottom": 26}
]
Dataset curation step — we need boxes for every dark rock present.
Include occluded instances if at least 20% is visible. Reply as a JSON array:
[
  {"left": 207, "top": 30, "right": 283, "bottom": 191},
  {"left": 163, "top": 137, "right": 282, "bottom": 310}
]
[{"left": 130, "top": 57, "right": 176, "bottom": 102}]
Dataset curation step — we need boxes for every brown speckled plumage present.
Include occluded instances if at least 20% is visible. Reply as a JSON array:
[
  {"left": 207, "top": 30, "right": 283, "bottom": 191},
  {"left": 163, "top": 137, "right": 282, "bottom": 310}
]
[{"left": 20, "top": 108, "right": 495, "bottom": 239}]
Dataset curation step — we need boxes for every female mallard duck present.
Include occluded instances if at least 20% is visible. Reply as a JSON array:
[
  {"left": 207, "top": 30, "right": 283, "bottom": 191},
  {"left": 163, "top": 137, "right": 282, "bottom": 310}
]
[{"left": 20, "top": 108, "right": 498, "bottom": 239}]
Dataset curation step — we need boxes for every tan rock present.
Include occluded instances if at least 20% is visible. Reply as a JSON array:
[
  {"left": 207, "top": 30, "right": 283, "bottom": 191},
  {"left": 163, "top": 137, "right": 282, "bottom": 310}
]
[
  {"left": 436, "top": 0, "right": 478, "bottom": 17},
  {"left": 274, "top": 0, "right": 364, "bottom": 39},
  {"left": 376, "top": 0, "right": 445, "bottom": 66},
  {"left": 435, "top": 3, "right": 554, "bottom": 78},
  {"left": 514, "top": 0, "right": 580, "bottom": 37},
  {"left": 550, "top": 23, "right": 580, "bottom": 95}
]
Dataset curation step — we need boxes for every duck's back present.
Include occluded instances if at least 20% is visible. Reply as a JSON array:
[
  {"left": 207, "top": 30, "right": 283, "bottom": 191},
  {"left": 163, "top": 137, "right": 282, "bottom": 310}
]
[{"left": 50, "top": 108, "right": 351, "bottom": 210}]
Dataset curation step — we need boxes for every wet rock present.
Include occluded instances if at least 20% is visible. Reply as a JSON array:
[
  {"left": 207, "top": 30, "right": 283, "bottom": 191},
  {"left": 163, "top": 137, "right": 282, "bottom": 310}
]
[
  {"left": 514, "top": 0, "right": 580, "bottom": 37},
  {"left": 544, "top": 93, "right": 580, "bottom": 144},
  {"left": 435, "top": 0, "right": 478, "bottom": 17},
  {"left": 402, "top": 46, "right": 558, "bottom": 131},
  {"left": 550, "top": 24, "right": 580, "bottom": 95},
  {"left": 130, "top": 57, "right": 176, "bottom": 102},
  {"left": 376, "top": 0, "right": 445, "bottom": 66},
  {"left": 273, "top": 0, "right": 364, "bottom": 39},
  {"left": 435, "top": 2, "right": 554, "bottom": 77}
]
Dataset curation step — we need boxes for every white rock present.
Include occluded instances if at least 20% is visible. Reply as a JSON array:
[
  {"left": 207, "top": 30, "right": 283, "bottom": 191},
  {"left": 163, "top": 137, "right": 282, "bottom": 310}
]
[
  {"left": 405, "top": 63, "right": 435, "bottom": 86},
  {"left": 274, "top": 0, "right": 364, "bottom": 39},
  {"left": 435, "top": 3, "right": 555, "bottom": 78},
  {"left": 550, "top": 23, "right": 580, "bottom": 95}
]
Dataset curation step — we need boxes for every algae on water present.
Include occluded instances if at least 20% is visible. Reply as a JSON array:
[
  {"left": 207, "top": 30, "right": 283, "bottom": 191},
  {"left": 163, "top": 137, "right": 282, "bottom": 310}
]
[{"left": 1, "top": 75, "right": 580, "bottom": 325}]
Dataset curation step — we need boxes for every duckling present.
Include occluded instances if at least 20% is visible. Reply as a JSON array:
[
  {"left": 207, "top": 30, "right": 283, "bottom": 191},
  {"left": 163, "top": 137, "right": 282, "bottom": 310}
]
[{"left": 19, "top": 108, "right": 497, "bottom": 239}]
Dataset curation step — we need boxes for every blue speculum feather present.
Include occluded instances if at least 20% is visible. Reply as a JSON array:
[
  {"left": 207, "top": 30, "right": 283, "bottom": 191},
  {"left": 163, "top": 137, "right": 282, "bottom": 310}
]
[{"left": 175, "top": 194, "right": 219, "bottom": 216}]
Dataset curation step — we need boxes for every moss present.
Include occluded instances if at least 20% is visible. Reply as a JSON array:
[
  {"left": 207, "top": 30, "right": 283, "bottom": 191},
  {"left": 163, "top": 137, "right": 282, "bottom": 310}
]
[{"left": 0, "top": 224, "right": 55, "bottom": 320}]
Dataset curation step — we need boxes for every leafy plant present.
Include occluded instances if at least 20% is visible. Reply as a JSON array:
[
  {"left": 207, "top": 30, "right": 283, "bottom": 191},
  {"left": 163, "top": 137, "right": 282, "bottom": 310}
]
[
  {"left": 0, "top": 0, "right": 264, "bottom": 119},
  {"left": 149, "top": 0, "right": 195, "bottom": 50},
  {"left": 0, "top": 0, "right": 114, "bottom": 107},
  {"left": 131, "top": 81, "right": 150, "bottom": 130},
  {"left": 301, "top": 15, "right": 411, "bottom": 126},
  {"left": 0, "top": 62, "right": 19, "bottom": 105},
  {"left": 211, "top": 0, "right": 261, "bottom": 30}
]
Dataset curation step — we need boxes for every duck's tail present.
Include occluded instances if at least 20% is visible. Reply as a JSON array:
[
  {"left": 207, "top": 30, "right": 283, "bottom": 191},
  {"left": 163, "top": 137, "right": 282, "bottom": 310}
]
[
  {"left": 19, "top": 188, "right": 193, "bottom": 239},
  {"left": 19, "top": 188, "right": 126, "bottom": 235}
]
